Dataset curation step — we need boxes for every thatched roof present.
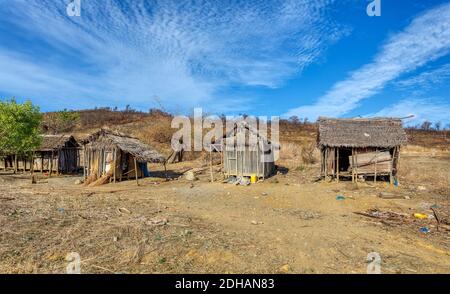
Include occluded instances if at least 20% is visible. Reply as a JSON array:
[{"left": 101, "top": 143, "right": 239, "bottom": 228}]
[
  {"left": 82, "top": 129, "right": 166, "bottom": 163},
  {"left": 317, "top": 117, "right": 407, "bottom": 148},
  {"left": 40, "top": 135, "right": 79, "bottom": 151}
]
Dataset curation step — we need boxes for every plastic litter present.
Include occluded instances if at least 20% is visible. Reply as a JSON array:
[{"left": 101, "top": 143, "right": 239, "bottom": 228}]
[
  {"left": 414, "top": 213, "right": 428, "bottom": 219},
  {"left": 419, "top": 227, "right": 430, "bottom": 233},
  {"left": 336, "top": 195, "right": 346, "bottom": 201}
]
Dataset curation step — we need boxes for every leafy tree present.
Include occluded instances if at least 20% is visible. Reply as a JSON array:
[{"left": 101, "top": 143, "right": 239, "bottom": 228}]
[{"left": 0, "top": 98, "right": 42, "bottom": 155}]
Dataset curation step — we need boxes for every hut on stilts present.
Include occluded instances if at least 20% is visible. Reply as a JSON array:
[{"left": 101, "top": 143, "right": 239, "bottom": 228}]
[
  {"left": 212, "top": 122, "right": 280, "bottom": 181},
  {"left": 0, "top": 135, "right": 80, "bottom": 175},
  {"left": 81, "top": 129, "right": 166, "bottom": 186},
  {"left": 317, "top": 117, "right": 407, "bottom": 183}
]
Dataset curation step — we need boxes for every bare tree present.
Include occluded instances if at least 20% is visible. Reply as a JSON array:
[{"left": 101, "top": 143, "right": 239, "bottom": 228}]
[{"left": 420, "top": 120, "right": 432, "bottom": 131}]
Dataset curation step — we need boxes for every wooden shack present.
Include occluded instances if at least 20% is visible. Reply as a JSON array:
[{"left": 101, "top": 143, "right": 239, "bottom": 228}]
[
  {"left": 317, "top": 117, "right": 407, "bottom": 183},
  {"left": 82, "top": 129, "right": 166, "bottom": 185},
  {"left": 0, "top": 135, "right": 80, "bottom": 174},
  {"left": 215, "top": 122, "right": 279, "bottom": 179}
]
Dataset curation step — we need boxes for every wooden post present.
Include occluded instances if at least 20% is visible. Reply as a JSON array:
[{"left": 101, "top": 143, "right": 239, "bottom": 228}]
[
  {"left": 351, "top": 149, "right": 354, "bottom": 183},
  {"left": 83, "top": 149, "right": 86, "bottom": 180},
  {"left": 324, "top": 148, "right": 328, "bottom": 180},
  {"left": 210, "top": 148, "right": 214, "bottom": 182},
  {"left": 113, "top": 148, "right": 116, "bottom": 183},
  {"left": 332, "top": 148, "right": 335, "bottom": 178},
  {"left": 134, "top": 157, "right": 139, "bottom": 186},
  {"left": 49, "top": 151, "right": 54, "bottom": 177},
  {"left": 30, "top": 152, "right": 35, "bottom": 184},
  {"left": 336, "top": 148, "right": 339, "bottom": 182},
  {"left": 56, "top": 150, "right": 60, "bottom": 176},
  {"left": 40, "top": 154, "right": 44, "bottom": 173},
  {"left": 13, "top": 154, "right": 17, "bottom": 174},
  {"left": 390, "top": 147, "right": 396, "bottom": 185},
  {"left": 374, "top": 149, "right": 378, "bottom": 183}
]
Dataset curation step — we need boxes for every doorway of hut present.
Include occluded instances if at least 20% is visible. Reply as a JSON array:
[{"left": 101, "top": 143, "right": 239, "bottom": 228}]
[{"left": 337, "top": 147, "right": 352, "bottom": 174}]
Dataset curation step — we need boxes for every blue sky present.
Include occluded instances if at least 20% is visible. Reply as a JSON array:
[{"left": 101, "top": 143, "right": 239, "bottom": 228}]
[{"left": 0, "top": 0, "right": 450, "bottom": 126}]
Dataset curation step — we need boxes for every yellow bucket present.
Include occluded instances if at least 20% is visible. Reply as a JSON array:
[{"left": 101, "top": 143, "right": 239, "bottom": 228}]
[{"left": 250, "top": 175, "right": 257, "bottom": 184}]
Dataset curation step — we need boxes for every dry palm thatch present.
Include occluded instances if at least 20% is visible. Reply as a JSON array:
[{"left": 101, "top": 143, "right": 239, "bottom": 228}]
[
  {"left": 317, "top": 117, "right": 407, "bottom": 148},
  {"left": 39, "top": 135, "right": 79, "bottom": 151},
  {"left": 82, "top": 129, "right": 166, "bottom": 163}
]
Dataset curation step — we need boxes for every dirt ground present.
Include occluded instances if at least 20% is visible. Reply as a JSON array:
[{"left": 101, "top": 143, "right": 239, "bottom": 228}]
[{"left": 0, "top": 151, "right": 449, "bottom": 274}]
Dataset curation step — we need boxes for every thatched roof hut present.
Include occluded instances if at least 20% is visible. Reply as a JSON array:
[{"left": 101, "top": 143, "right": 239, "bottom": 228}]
[
  {"left": 215, "top": 122, "right": 279, "bottom": 180},
  {"left": 0, "top": 134, "right": 80, "bottom": 174},
  {"left": 82, "top": 129, "right": 166, "bottom": 163},
  {"left": 317, "top": 117, "right": 407, "bottom": 183},
  {"left": 82, "top": 129, "right": 166, "bottom": 185}
]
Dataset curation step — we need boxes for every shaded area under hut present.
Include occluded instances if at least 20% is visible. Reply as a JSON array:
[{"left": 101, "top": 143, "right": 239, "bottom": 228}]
[{"left": 317, "top": 117, "right": 407, "bottom": 183}]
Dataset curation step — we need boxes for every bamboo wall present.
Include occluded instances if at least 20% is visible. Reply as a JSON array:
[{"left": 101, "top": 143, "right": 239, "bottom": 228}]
[
  {"left": 0, "top": 148, "right": 79, "bottom": 174},
  {"left": 223, "top": 147, "right": 275, "bottom": 178},
  {"left": 84, "top": 147, "right": 145, "bottom": 182}
]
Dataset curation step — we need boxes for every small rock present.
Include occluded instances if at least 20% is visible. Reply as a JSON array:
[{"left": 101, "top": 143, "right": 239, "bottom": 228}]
[
  {"left": 113, "top": 236, "right": 118, "bottom": 242},
  {"left": 251, "top": 220, "right": 263, "bottom": 225},
  {"left": 417, "top": 186, "right": 427, "bottom": 191},
  {"left": 261, "top": 192, "right": 268, "bottom": 196},
  {"left": 74, "top": 179, "right": 83, "bottom": 185},
  {"left": 404, "top": 196, "right": 410, "bottom": 200}
]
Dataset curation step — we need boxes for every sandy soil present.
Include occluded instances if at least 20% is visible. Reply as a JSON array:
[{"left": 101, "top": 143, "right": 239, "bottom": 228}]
[{"left": 0, "top": 153, "right": 449, "bottom": 274}]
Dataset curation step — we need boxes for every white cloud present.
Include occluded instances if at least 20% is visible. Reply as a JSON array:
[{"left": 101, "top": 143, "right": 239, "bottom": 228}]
[
  {"left": 395, "top": 64, "right": 450, "bottom": 91},
  {"left": 0, "top": 0, "right": 345, "bottom": 112},
  {"left": 368, "top": 98, "right": 450, "bottom": 126},
  {"left": 284, "top": 2, "right": 450, "bottom": 120}
]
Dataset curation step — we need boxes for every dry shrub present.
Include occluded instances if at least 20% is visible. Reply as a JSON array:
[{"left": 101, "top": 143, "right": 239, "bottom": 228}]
[
  {"left": 152, "top": 130, "right": 172, "bottom": 144},
  {"left": 301, "top": 143, "right": 318, "bottom": 164},
  {"left": 279, "top": 142, "right": 302, "bottom": 160}
]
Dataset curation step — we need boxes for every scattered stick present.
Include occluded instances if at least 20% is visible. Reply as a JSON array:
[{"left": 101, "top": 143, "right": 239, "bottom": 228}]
[{"left": 430, "top": 207, "right": 441, "bottom": 232}]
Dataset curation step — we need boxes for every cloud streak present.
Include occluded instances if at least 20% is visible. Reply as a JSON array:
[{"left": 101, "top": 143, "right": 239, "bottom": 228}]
[
  {"left": 368, "top": 98, "right": 450, "bottom": 126},
  {"left": 0, "top": 0, "right": 345, "bottom": 112},
  {"left": 285, "top": 2, "right": 450, "bottom": 120}
]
